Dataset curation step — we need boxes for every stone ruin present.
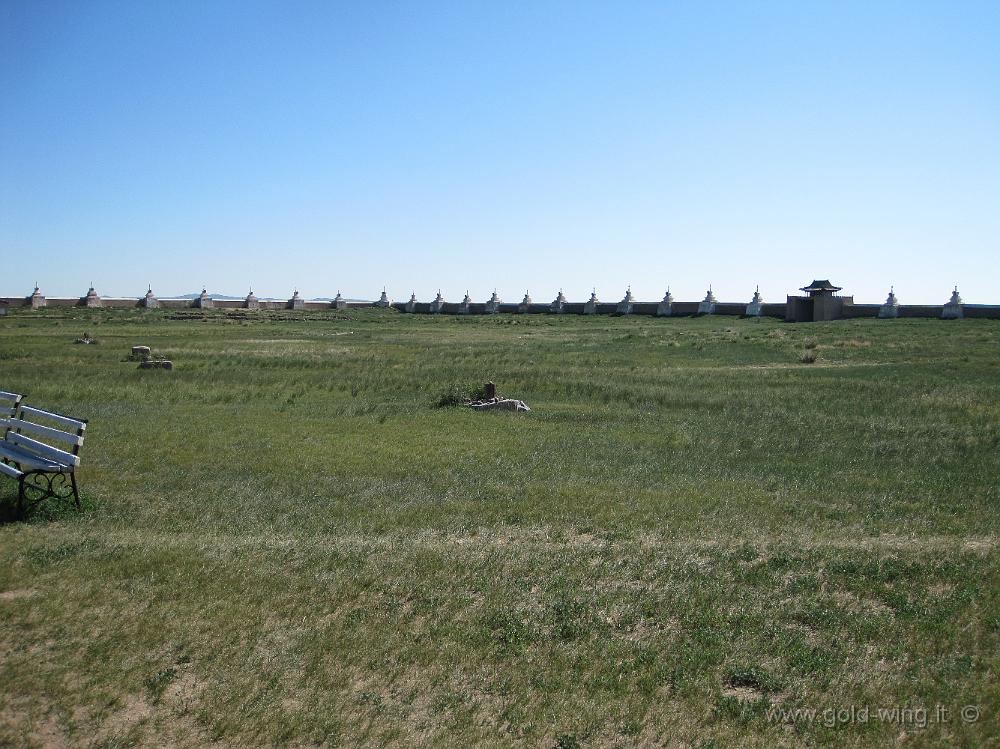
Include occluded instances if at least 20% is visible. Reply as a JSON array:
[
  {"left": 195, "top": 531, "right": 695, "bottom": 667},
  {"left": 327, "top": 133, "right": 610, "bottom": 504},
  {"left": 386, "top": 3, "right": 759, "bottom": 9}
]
[
  {"left": 139, "top": 359, "right": 173, "bottom": 370},
  {"left": 467, "top": 382, "right": 530, "bottom": 413},
  {"left": 128, "top": 344, "right": 172, "bottom": 370}
]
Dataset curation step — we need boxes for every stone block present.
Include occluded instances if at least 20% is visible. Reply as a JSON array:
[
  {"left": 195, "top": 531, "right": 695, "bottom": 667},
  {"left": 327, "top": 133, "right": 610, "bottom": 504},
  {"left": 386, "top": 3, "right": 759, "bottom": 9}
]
[{"left": 139, "top": 359, "right": 172, "bottom": 370}]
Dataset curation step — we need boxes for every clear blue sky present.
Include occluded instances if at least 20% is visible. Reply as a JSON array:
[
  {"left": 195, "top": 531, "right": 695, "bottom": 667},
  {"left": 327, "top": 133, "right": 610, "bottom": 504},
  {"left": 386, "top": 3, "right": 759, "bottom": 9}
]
[{"left": 3, "top": 1, "right": 998, "bottom": 304}]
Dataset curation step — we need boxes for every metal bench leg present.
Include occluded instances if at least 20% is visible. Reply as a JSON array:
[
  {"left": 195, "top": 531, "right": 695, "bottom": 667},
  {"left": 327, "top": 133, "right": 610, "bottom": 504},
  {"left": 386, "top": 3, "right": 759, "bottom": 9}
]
[{"left": 16, "top": 470, "right": 78, "bottom": 515}]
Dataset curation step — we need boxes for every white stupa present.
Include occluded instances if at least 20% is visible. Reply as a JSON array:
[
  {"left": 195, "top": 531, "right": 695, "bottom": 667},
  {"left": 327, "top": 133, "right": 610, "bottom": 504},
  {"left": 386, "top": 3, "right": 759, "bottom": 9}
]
[
  {"left": 616, "top": 287, "right": 635, "bottom": 315},
  {"left": 429, "top": 289, "right": 445, "bottom": 313},
  {"left": 656, "top": 288, "right": 674, "bottom": 317},
  {"left": 745, "top": 286, "right": 764, "bottom": 317},
  {"left": 30, "top": 284, "right": 45, "bottom": 309},
  {"left": 550, "top": 289, "right": 567, "bottom": 313},
  {"left": 518, "top": 291, "right": 533, "bottom": 313},
  {"left": 485, "top": 290, "right": 502, "bottom": 314},
  {"left": 459, "top": 291, "right": 472, "bottom": 314},
  {"left": 143, "top": 286, "right": 159, "bottom": 309},
  {"left": 878, "top": 286, "right": 899, "bottom": 318},
  {"left": 405, "top": 291, "right": 418, "bottom": 313},
  {"left": 85, "top": 284, "right": 103, "bottom": 308},
  {"left": 584, "top": 288, "right": 600, "bottom": 315},
  {"left": 374, "top": 288, "right": 391, "bottom": 308},
  {"left": 697, "top": 286, "right": 716, "bottom": 315},
  {"left": 942, "top": 286, "right": 964, "bottom": 319}
]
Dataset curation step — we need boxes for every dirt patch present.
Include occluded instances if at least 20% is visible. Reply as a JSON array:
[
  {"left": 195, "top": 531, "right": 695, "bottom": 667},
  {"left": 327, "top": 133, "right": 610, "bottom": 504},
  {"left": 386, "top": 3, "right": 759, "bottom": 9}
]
[
  {"left": 91, "top": 693, "right": 153, "bottom": 745},
  {"left": 0, "top": 589, "right": 39, "bottom": 601},
  {"left": 722, "top": 685, "right": 765, "bottom": 702},
  {"left": 32, "top": 713, "right": 70, "bottom": 749},
  {"left": 163, "top": 669, "right": 207, "bottom": 709},
  {"left": 830, "top": 589, "right": 894, "bottom": 616},
  {"left": 927, "top": 582, "right": 956, "bottom": 598},
  {"left": 0, "top": 703, "right": 70, "bottom": 749},
  {"left": 962, "top": 539, "right": 995, "bottom": 553}
]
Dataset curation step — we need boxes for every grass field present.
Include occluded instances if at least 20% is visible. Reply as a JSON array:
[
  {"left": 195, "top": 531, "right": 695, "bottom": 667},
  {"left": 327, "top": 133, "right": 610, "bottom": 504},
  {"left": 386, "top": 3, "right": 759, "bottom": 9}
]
[{"left": 0, "top": 307, "right": 997, "bottom": 748}]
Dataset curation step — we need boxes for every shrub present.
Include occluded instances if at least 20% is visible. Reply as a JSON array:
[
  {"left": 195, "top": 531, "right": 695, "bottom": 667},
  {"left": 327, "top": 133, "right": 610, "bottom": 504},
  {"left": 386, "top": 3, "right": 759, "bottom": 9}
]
[
  {"left": 145, "top": 667, "right": 178, "bottom": 704},
  {"left": 554, "top": 735, "right": 581, "bottom": 749},
  {"left": 434, "top": 382, "right": 490, "bottom": 407}
]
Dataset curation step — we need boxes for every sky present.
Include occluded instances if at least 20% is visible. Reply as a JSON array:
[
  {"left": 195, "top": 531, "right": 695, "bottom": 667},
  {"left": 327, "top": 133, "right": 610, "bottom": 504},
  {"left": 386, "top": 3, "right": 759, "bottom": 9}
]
[{"left": 2, "top": 1, "right": 999, "bottom": 304}]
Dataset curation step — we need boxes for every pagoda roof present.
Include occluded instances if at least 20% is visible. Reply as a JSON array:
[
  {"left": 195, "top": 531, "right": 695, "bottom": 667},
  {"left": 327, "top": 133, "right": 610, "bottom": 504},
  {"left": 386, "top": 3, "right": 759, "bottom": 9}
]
[{"left": 800, "top": 279, "right": 842, "bottom": 292}]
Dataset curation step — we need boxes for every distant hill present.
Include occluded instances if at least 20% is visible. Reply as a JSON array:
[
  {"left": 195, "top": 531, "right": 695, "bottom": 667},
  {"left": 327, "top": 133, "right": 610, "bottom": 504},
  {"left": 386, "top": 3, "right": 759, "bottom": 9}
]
[
  {"left": 174, "top": 292, "right": 245, "bottom": 300},
  {"left": 174, "top": 292, "right": 370, "bottom": 303}
]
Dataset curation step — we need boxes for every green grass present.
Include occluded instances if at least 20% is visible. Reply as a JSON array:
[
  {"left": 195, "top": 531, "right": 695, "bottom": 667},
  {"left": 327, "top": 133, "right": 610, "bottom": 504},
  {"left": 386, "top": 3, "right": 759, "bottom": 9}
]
[{"left": 0, "top": 307, "right": 997, "bottom": 747}]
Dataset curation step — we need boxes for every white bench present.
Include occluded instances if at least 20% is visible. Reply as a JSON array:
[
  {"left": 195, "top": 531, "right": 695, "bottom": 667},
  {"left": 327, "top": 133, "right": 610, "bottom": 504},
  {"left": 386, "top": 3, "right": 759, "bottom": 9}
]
[
  {"left": 0, "top": 393, "right": 87, "bottom": 512},
  {"left": 0, "top": 391, "right": 21, "bottom": 418}
]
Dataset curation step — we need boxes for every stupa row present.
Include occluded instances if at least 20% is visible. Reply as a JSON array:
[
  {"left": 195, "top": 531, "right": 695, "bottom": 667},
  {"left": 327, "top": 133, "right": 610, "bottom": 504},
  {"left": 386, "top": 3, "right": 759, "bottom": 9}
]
[
  {"left": 393, "top": 283, "right": 975, "bottom": 320},
  {"left": 18, "top": 286, "right": 353, "bottom": 311},
  {"left": 5, "top": 282, "right": 993, "bottom": 321}
]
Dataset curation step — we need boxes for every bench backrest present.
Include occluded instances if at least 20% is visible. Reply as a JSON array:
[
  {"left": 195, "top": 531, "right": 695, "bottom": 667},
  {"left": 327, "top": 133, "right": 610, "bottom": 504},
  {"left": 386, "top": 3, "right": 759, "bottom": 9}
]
[
  {"left": 0, "top": 391, "right": 23, "bottom": 441},
  {"left": 1, "top": 404, "right": 87, "bottom": 468},
  {"left": 0, "top": 391, "right": 22, "bottom": 419}
]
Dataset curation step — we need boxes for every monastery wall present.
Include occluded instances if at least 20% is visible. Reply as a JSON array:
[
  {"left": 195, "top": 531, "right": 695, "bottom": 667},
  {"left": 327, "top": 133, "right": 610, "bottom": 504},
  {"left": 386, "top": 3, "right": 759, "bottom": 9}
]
[{"left": 4, "top": 286, "right": 999, "bottom": 321}]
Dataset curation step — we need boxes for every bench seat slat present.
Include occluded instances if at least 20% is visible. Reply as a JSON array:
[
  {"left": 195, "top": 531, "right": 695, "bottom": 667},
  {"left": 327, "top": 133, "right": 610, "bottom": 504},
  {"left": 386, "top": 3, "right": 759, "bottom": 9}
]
[
  {"left": 0, "top": 443, "right": 70, "bottom": 472},
  {"left": 18, "top": 406, "right": 87, "bottom": 431},
  {"left": 0, "top": 391, "right": 23, "bottom": 403},
  {"left": 0, "top": 407, "right": 16, "bottom": 419},
  {"left": 0, "top": 460, "right": 23, "bottom": 479},
  {"left": 4, "top": 433, "right": 79, "bottom": 467},
  {"left": 0, "top": 419, "right": 84, "bottom": 446}
]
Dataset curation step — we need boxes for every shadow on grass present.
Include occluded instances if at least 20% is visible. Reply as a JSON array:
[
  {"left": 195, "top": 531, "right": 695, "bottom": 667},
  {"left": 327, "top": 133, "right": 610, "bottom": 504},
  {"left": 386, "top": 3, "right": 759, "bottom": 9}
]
[{"left": 0, "top": 487, "right": 96, "bottom": 524}]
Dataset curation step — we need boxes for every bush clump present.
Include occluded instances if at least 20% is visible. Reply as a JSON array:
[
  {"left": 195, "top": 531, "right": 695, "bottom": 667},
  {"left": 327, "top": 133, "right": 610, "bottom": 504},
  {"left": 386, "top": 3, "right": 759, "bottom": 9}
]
[{"left": 434, "top": 382, "right": 491, "bottom": 407}]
